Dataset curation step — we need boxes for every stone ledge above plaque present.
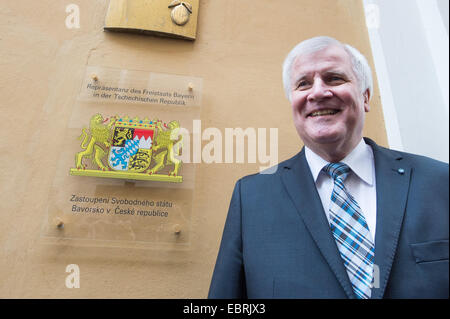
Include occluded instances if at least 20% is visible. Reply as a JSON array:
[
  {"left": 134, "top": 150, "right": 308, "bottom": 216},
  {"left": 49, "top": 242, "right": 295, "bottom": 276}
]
[{"left": 104, "top": 0, "right": 199, "bottom": 40}]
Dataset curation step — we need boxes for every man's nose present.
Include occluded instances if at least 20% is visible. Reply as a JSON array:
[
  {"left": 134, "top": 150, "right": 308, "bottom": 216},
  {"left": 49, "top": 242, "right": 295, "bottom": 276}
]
[{"left": 307, "top": 79, "right": 332, "bottom": 101}]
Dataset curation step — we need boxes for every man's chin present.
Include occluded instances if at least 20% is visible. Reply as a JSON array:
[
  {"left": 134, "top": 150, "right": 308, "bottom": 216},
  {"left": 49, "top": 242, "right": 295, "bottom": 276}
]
[
  {"left": 297, "top": 128, "right": 347, "bottom": 148},
  {"left": 309, "top": 134, "right": 342, "bottom": 146}
]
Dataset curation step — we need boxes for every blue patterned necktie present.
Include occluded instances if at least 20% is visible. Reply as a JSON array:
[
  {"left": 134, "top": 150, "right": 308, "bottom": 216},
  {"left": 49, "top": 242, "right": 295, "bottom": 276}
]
[{"left": 323, "top": 162, "right": 375, "bottom": 299}]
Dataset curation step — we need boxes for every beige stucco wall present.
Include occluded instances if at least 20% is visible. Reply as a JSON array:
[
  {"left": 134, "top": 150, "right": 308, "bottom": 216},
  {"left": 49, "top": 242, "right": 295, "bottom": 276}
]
[{"left": 0, "top": 0, "right": 387, "bottom": 298}]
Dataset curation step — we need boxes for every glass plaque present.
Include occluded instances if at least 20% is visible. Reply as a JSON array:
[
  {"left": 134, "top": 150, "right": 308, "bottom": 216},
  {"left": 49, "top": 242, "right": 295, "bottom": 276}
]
[{"left": 40, "top": 66, "right": 202, "bottom": 249}]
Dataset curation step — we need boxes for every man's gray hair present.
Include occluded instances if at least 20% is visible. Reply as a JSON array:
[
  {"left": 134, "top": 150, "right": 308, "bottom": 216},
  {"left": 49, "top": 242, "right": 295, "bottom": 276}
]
[{"left": 282, "top": 36, "right": 373, "bottom": 101}]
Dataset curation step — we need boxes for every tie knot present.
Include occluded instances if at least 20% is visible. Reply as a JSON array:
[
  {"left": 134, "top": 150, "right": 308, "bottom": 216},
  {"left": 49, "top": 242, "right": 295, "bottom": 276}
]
[{"left": 323, "top": 162, "right": 350, "bottom": 181}]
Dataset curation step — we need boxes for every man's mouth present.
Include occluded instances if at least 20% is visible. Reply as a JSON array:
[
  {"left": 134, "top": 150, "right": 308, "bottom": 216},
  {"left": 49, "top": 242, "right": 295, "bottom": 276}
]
[{"left": 308, "top": 109, "right": 340, "bottom": 117}]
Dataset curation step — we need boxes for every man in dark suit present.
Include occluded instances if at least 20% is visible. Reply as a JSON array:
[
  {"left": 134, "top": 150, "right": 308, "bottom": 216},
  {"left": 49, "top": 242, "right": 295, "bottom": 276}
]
[{"left": 208, "top": 36, "right": 449, "bottom": 298}]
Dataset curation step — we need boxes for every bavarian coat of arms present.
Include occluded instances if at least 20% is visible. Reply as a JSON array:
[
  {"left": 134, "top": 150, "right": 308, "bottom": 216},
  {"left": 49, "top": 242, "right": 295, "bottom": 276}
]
[{"left": 70, "top": 114, "right": 183, "bottom": 182}]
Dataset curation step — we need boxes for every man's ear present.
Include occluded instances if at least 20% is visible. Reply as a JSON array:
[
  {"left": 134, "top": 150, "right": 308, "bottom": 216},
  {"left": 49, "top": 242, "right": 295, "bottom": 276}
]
[{"left": 363, "top": 89, "right": 370, "bottom": 112}]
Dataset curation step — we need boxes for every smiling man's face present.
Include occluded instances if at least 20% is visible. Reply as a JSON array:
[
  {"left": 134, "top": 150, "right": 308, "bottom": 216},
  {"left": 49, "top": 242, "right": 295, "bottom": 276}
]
[{"left": 290, "top": 45, "right": 370, "bottom": 162}]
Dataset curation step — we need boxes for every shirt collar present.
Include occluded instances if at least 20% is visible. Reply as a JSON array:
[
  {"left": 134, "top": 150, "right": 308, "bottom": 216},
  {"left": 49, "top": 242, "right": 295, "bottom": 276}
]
[{"left": 305, "top": 138, "right": 374, "bottom": 186}]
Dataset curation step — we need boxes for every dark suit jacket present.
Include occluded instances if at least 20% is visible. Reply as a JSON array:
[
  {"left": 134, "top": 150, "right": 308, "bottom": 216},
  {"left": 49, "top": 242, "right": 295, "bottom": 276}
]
[{"left": 208, "top": 138, "right": 449, "bottom": 298}]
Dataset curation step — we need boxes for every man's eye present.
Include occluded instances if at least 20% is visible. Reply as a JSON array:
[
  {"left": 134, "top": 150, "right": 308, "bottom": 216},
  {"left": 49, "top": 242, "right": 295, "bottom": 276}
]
[
  {"left": 328, "top": 76, "right": 345, "bottom": 83},
  {"left": 296, "top": 81, "right": 310, "bottom": 89}
]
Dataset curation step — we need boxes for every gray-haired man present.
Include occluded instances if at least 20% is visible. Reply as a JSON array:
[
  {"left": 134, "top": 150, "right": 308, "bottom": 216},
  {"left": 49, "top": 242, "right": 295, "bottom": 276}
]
[{"left": 209, "top": 36, "right": 448, "bottom": 299}]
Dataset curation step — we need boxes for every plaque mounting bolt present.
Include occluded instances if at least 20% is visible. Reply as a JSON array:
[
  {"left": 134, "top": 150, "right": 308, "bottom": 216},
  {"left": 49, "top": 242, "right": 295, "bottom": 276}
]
[
  {"left": 91, "top": 74, "right": 99, "bottom": 81},
  {"left": 173, "top": 224, "right": 181, "bottom": 234},
  {"left": 56, "top": 218, "right": 64, "bottom": 229},
  {"left": 188, "top": 83, "right": 194, "bottom": 91}
]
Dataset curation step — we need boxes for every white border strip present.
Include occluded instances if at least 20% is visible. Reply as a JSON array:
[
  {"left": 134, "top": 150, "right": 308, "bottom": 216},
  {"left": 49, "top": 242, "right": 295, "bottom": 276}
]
[
  {"left": 416, "top": 0, "right": 449, "bottom": 115},
  {"left": 363, "top": 1, "right": 404, "bottom": 151}
]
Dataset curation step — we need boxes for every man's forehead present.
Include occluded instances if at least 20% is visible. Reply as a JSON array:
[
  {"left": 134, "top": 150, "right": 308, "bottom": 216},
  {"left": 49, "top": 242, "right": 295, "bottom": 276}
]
[{"left": 291, "top": 45, "right": 353, "bottom": 75}]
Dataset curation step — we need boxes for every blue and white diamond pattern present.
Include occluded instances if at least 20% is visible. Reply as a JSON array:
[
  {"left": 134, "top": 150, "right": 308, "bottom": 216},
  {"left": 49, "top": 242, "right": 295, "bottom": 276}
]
[{"left": 109, "top": 140, "right": 140, "bottom": 171}]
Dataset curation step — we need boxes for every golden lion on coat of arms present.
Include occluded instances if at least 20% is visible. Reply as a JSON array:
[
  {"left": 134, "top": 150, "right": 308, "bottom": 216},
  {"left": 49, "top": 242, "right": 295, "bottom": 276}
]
[{"left": 75, "top": 114, "right": 116, "bottom": 170}]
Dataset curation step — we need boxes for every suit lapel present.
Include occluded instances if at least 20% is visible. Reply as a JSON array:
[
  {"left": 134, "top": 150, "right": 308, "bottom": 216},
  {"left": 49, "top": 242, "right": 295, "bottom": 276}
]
[
  {"left": 365, "top": 138, "right": 411, "bottom": 299},
  {"left": 280, "top": 149, "right": 355, "bottom": 299}
]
